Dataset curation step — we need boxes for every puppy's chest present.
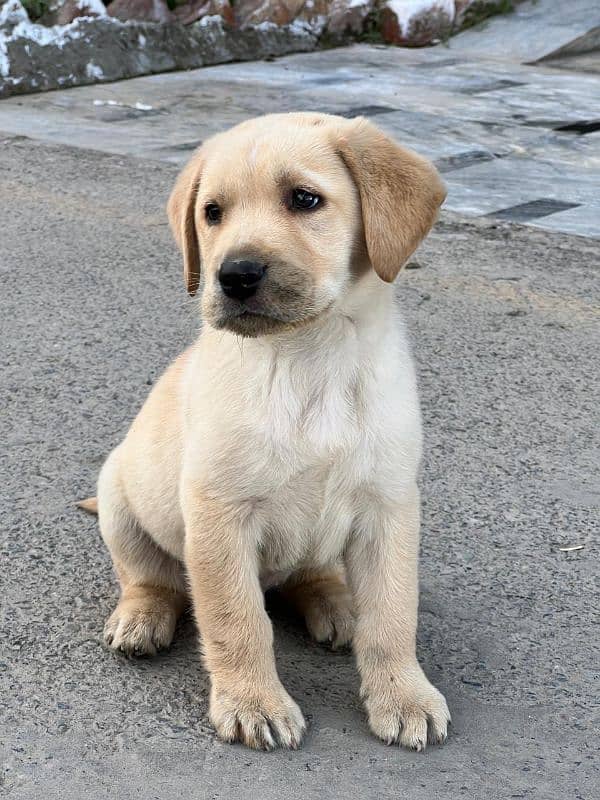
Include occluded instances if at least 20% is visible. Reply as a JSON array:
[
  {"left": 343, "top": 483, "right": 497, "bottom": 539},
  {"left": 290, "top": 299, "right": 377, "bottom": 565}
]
[
  {"left": 258, "top": 350, "right": 366, "bottom": 458},
  {"left": 259, "top": 458, "right": 361, "bottom": 572},
  {"left": 255, "top": 371, "right": 373, "bottom": 570}
]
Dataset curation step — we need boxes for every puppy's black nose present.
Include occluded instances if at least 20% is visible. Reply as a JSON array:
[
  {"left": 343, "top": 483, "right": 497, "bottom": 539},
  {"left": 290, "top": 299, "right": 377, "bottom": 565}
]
[{"left": 218, "top": 260, "right": 266, "bottom": 300}]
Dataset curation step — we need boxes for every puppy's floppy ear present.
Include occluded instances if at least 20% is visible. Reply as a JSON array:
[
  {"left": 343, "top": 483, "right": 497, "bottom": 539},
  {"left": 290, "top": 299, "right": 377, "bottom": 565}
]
[
  {"left": 337, "top": 118, "right": 446, "bottom": 283},
  {"left": 167, "top": 151, "right": 202, "bottom": 296}
]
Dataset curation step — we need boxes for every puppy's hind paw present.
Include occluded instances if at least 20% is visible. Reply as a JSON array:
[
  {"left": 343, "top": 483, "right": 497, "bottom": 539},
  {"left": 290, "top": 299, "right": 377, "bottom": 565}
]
[
  {"left": 304, "top": 588, "right": 355, "bottom": 649},
  {"left": 103, "top": 594, "right": 179, "bottom": 657}
]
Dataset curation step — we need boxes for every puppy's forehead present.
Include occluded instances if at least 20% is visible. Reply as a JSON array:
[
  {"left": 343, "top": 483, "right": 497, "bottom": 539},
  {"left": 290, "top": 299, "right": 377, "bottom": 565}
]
[{"left": 200, "top": 118, "right": 347, "bottom": 192}]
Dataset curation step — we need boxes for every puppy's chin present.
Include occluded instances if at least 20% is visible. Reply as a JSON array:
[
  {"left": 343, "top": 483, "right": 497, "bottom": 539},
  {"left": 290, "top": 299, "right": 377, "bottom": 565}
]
[
  {"left": 208, "top": 307, "right": 330, "bottom": 338},
  {"left": 211, "top": 311, "right": 294, "bottom": 338}
]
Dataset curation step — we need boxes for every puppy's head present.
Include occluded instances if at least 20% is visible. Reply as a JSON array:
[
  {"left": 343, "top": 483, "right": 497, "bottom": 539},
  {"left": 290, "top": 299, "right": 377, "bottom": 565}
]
[{"left": 168, "top": 113, "right": 445, "bottom": 337}]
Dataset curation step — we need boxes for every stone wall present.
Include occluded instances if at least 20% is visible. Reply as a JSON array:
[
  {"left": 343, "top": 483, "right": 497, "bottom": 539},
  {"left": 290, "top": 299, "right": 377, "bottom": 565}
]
[{"left": 0, "top": 0, "right": 517, "bottom": 98}]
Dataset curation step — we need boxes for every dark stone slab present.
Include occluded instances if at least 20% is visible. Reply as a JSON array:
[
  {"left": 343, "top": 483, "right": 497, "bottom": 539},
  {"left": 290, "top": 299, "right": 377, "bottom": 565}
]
[
  {"left": 460, "top": 79, "right": 526, "bottom": 95},
  {"left": 554, "top": 119, "right": 600, "bottom": 134},
  {"left": 487, "top": 199, "right": 581, "bottom": 222},
  {"left": 338, "top": 105, "right": 397, "bottom": 118},
  {"left": 435, "top": 149, "right": 499, "bottom": 173}
]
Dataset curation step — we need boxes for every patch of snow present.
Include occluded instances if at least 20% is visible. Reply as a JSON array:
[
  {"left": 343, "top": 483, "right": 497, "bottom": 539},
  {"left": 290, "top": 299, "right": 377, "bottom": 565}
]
[
  {"left": 138, "top": 33, "right": 146, "bottom": 46},
  {"left": 255, "top": 21, "right": 278, "bottom": 32},
  {"left": 0, "top": 4, "right": 121, "bottom": 79},
  {"left": 198, "top": 14, "right": 225, "bottom": 28},
  {"left": 0, "top": 0, "right": 28, "bottom": 28},
  {"left": 288, "top": 19, "right": 315, "bottom": 36},
  {"left": 0, "top": 36, "right": 9, "bottom": 78},
  {"left": 384, "top": 0, "right": 454, "bottom": 36},
  {"left": 86, "top": 62, "right": 104, "bottom": 79},
  {"left": 10, "top": 19, "right": 82, "bottom": 46},
  {"left": 0, "top": 0, "right": 27, "bottom": 72},
  {"left": 93, "top": 98, "right": 153, "bottom": 111},
  {"left": 347, "top": 0, "right": 369, "bottom": 8},
  {"left": 76, "top": 0, "right": 107, "bottom": 14}
]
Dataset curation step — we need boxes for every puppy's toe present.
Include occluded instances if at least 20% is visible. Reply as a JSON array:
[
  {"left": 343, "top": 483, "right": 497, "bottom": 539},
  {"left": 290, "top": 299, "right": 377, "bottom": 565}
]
[
  {"left": 305, "top": 591, "right": 355, "bottom": 648},
  {"left": 210, "top": 683, "right": 306, "bottom": 750},
  {"left": 104, "top": 600, "right": 177, "bottom": 657}
]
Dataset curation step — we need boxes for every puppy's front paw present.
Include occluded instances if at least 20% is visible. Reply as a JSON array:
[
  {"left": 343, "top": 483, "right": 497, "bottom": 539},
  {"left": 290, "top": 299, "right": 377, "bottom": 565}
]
[
  {"left": 210, "top": 681, "right": 306, "bottom": 750},
  {"left": 363, "top": 663, "right": 450, "bottom": 751}
]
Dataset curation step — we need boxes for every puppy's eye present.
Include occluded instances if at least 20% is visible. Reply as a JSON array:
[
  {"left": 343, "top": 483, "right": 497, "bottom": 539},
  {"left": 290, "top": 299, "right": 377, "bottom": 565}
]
[
  {"left": 290, "top": 188, "right": 321, "bottom": 211},
  {"left": 205, "top": 203, "right": 222, "bottom": 224}
]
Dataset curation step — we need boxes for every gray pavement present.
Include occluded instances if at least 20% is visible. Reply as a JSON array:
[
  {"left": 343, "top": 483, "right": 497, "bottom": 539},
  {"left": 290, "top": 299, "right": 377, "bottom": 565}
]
[
  {"left": 1, "top": 6, "right": 600, "bottom": 795},
  {"left": 1, "top": 129, "right": 598, "bottom": 798}
]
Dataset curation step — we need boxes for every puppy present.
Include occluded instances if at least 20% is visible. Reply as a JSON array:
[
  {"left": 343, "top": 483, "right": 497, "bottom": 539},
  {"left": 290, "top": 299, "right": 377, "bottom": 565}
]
[{"left": 85, "top": 112, "right": 450, "bottom": 751}]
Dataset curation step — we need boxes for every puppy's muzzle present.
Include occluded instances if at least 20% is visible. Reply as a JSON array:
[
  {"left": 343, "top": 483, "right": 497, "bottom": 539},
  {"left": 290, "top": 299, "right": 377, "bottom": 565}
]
[{"left": 219, "top": 260, "right": 266, "bottom": 301}]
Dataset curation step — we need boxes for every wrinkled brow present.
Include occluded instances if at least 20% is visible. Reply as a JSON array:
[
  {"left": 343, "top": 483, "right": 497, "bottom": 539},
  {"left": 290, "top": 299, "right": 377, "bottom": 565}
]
[{"left": 275, "top": 168, "right": 327, "bottom": 195}]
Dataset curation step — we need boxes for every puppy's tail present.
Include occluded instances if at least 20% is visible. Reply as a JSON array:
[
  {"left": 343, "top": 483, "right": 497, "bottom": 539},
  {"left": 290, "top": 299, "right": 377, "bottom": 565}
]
[{"left": 77, "top": 496, "right": 98, "bottom": 515}]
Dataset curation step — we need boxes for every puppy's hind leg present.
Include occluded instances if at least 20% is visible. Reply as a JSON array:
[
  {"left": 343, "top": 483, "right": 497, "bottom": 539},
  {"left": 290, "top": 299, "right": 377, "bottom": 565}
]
[
  {"left": 280, "top": 566, "right": 355, "bottom": 649},
  {"left": 98, "top": 449, "right": 187, "bottom": 657}
]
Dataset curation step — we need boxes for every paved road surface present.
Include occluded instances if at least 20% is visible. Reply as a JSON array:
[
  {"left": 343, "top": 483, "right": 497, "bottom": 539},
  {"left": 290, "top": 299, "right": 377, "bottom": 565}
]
[{"left": 1, "top": 130, "right": 598, "bottom": 798}]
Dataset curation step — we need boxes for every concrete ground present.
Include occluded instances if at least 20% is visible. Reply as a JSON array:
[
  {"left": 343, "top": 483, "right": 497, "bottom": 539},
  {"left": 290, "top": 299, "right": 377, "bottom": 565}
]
[
  {"left": 1, "top": 136, "right": 599, "bottom": 799},
  {"left": 1, "top": 8, "right": 599, "bottom": 798}
]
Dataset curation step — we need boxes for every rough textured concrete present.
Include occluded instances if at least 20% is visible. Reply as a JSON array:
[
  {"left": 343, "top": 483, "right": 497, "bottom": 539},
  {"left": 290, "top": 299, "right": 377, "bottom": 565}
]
[{"left": 0, "top": 134, "right": 598, "bottom": 799}]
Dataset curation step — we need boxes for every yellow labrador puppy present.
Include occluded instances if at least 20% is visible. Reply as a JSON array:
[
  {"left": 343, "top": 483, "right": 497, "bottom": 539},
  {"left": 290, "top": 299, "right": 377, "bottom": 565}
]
[{"left": 86, "top": 112, "right": 450, "bottom": 752}]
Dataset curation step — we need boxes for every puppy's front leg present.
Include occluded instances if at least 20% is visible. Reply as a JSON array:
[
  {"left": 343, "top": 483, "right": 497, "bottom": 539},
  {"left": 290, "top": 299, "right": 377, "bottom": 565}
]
[
  {"left": 346, "top": 484, "right": 450, "bottom": 751},
  {"left": 183, "top": 493, "right": 305, "bottom": 750}
]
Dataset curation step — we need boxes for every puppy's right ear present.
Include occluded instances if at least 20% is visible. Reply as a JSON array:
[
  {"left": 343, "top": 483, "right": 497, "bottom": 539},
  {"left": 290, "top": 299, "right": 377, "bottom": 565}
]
[{"left": 167, "top": 152, "right": 202, "bottom": 296}]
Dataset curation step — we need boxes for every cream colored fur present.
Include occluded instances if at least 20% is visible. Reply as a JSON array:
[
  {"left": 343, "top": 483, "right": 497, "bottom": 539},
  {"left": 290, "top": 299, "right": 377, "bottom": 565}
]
[{"left": 90, "top": 112, "right": 450, "bottom": 752}]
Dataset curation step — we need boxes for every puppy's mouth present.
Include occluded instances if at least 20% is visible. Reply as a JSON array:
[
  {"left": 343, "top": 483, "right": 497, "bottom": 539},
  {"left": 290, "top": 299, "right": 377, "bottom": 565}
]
[
  {"left": 211, "top": 300, "right": 329, "bottom": 338},
  {"left": 205, "top": 273, "right": 324, "bottom": 337}
]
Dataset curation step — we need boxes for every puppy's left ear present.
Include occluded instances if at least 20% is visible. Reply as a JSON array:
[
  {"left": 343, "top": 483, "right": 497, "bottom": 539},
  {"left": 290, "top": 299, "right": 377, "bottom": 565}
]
[
  {"left": 167, "top": 150, "right": 203, "bottom": 296},
  {"left": 337, "top": 118, "right": 446, "bottom": 282}
]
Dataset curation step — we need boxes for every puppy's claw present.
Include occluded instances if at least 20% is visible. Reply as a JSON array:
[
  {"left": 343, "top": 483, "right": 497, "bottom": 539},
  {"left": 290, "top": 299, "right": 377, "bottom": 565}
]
[
  {"left": 103, "top": 602, "right": 177, "bottom": 657},
  {"left": 210, "top": 684, "right": 306, "bottom": 751},
  {"left": 364, "top": 666, "right": 450, "bottom": 751}
]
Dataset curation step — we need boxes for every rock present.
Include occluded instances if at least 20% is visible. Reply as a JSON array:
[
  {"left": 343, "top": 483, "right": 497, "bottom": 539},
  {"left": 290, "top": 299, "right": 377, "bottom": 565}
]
[
  {"left": 235, "top": 0, "right": 306, "bottom": 28},
  {"left": 453, "top": 0, "right": 515, "bottom": 30},
  {"left": 235, "top": 0, "right": 460, "bottom": 41},
  {"left": 380, "top": 0, "right": 455, "bottom": 46},
  {"left": 106, "top": 0, "right": 173, "bottom": 23},
  {"left": 40, "top": 0, "right": 106, "bottom": 27},
  {"left": 327, "top": 0, "right": 375, "bottom": 38},
  {"left": 174, "top": 0, "right": 234, "bottom": 26},
  {"left": 297, "top": 0, "right": 331, "bottom": 28},
  {"left": 235, "top": 0, "right": 339, "bottom": 32},
  {"left": 0, "top": 15, "right": 317, "bottom": 98}
]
